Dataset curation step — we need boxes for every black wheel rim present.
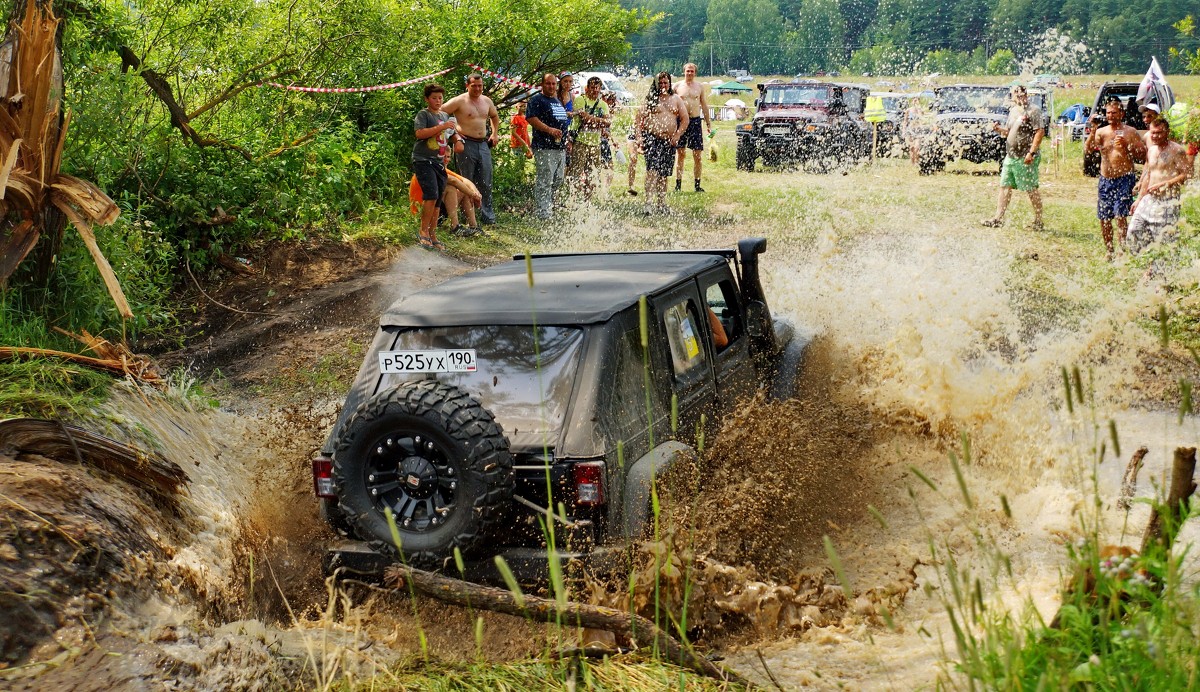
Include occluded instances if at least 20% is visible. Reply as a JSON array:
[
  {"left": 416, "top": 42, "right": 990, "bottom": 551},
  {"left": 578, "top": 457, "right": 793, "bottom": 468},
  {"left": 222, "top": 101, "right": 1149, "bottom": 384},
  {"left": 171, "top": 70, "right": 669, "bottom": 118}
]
[{"left": 363, "top": 431, "right": 459, "bottom": 533}]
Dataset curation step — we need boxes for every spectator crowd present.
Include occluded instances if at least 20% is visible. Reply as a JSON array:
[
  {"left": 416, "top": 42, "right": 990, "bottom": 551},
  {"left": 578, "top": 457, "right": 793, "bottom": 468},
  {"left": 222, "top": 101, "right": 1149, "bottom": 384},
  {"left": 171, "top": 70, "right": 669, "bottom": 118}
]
[{"left": 411, "top": 69, "right": 1194, "bottom": 263}]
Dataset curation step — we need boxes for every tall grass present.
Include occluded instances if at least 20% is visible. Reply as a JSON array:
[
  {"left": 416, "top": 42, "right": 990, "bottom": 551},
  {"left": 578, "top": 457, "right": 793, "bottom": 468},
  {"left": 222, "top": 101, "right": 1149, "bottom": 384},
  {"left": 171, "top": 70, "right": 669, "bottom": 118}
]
[{"left": 930, "top": 357, "right": 1200, "bottom": 689}]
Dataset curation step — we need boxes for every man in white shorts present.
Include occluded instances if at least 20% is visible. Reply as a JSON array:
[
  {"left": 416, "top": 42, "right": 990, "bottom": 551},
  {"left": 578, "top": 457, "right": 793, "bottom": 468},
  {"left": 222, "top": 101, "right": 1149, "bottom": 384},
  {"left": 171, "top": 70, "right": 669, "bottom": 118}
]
[{"left": 1128, "top": 117, "right": 1191, "bottom": 254}]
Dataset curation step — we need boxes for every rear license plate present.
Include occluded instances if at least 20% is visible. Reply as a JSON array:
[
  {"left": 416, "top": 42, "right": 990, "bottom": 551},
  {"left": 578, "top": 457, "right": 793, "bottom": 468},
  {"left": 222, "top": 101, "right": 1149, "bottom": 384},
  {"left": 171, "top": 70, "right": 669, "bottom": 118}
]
[{"left": 379, "top": 350, "right": 477, "bottom": 373}]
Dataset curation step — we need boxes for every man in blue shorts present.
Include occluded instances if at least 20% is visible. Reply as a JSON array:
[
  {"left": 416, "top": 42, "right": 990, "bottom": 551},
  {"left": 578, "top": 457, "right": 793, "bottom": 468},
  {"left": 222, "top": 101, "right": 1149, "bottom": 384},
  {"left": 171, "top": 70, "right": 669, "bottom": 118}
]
[
  {"left": 1086, "top": 99, "right": 1147, "bottom": 259},
  {"left": 982, "top": 86, "right": 1045, "bottom": 231}
]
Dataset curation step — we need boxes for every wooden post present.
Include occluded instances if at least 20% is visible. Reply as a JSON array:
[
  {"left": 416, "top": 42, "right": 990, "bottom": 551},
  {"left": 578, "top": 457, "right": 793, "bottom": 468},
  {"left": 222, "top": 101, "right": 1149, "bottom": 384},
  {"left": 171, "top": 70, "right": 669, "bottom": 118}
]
[
  {"left": 1140, "top": 447, "right": 1197, "bottom": 555},
  {"left": 871, "top": 122, "right": 878, "bottom": 164},
  {"left": 384, "top": 564, "right": 748, "bottom": 686}
]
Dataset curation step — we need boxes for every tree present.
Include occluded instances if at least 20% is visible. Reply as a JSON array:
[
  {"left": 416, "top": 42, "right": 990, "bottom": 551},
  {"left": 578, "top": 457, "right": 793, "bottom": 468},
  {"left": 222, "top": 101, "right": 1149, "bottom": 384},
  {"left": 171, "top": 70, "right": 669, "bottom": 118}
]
[
  {"left": 784, "top": 0, "right": 846, "bottom": 73},
  {"left": 702, "top": 0, "right": 785, "bottom": 73},
  {"left": 986, "top": 48, "right": 1017, "bottom": 74}
]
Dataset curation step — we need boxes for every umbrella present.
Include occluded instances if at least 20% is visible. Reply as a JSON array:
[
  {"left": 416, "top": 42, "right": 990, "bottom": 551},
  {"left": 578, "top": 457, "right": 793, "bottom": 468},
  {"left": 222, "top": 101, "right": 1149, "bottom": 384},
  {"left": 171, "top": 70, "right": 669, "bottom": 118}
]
[{"left": 725, "top": 98, "right": 746, "bottom": 107}]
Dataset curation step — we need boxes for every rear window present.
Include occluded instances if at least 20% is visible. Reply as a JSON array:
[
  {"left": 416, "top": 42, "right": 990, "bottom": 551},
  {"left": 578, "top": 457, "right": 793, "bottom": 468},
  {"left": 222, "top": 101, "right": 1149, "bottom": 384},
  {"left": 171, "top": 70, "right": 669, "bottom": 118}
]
[{"left": 383, "top": 326, "right": 584, "bottom": 437}]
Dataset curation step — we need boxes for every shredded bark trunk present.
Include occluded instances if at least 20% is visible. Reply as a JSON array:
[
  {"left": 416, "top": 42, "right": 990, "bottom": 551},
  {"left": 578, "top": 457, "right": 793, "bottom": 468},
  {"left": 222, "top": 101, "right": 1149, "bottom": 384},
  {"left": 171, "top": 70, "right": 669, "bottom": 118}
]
[{"left": 0, "top": 0, "right": 126, "bottom": 317}]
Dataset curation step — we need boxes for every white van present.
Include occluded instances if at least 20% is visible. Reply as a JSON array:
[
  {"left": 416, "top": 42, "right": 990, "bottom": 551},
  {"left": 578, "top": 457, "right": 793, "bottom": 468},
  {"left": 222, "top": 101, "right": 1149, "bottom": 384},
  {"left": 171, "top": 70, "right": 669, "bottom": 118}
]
[{"left": 573, "top": 71, "right": 635, "bottom": 105}]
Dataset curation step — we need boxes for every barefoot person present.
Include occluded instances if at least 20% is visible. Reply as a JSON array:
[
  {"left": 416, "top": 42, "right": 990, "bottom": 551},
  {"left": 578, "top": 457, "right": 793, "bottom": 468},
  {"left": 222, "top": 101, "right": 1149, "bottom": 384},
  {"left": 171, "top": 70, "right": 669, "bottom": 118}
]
[
  {"left": 442, "top": 73, "right": 501, "bottom": 226},
  {"left": 982, "top": 85, "right": 1046, "bottom": 231},
  {"left": 412, "top": 83, "right": 459, "bottom": 250},
  {"left": 1086, "top": 99, "right": 1147, "bottom": 259},
  {"left": 673, "top": 63, "right": 711, "bottom": 193},
  {"left": 636, "top": 71, "right": 688, "bottom": 213},
  {"left": 1127, "top": 117, "right": 1191, "bottom": 254}
]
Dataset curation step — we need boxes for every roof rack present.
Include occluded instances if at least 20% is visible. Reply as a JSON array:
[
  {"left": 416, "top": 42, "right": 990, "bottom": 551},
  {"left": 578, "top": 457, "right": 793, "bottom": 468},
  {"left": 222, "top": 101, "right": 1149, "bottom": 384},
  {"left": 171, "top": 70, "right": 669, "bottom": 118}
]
[{"left": 512, "top": 248, "right": 738, "bottom": 262}]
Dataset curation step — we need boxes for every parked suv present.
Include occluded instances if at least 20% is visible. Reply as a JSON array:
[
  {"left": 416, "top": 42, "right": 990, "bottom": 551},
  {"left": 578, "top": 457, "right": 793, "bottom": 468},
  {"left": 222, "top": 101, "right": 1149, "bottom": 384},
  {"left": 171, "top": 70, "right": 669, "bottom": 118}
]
[
  {"left": 917, "top": 85, "right": 1050, "bottom": 174},
  {"left": 313, "top": 240, "right": 811, "bottom": 579},
  {"left": 735, "top": 81, "right": 870, "bottom": 171}
]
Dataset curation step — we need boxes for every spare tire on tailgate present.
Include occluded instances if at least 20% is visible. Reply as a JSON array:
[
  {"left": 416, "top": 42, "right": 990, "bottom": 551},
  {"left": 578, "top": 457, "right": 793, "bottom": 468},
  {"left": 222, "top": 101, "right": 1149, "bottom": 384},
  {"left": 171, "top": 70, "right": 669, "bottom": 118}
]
[{"left": 333, "top": 380, "right": 514, "bottom": 569}]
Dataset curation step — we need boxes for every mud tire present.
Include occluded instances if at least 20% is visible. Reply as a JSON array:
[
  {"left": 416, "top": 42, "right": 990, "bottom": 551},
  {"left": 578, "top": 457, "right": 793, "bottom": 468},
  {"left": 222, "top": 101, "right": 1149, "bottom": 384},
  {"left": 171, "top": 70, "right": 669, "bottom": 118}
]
[
  {"left": 333, "top": 381, "right": 514, "bottom": 569},
  {"left": 769, "top": 336, "right": 808, "bottom": 402},
  {"left": 918, "top": 150, "right": 945, "bottom": 175},
  {"left": 736, "top": 138, "right": 755, "bottom": 171}
]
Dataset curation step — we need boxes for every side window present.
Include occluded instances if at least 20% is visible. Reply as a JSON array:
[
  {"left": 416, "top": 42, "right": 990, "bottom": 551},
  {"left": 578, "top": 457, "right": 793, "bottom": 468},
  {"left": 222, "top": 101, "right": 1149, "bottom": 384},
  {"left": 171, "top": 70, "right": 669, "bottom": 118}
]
[
  {"left": 662, "top": 300, "right": 705, "bottom": 378},
  {"left": 703, "top": 280, "right": 742, "bottom": 351}
]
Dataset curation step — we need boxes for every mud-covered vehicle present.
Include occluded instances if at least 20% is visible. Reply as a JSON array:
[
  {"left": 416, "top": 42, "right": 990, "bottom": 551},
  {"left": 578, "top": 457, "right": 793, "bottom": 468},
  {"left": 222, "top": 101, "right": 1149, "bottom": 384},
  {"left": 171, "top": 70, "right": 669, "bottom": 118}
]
[
  {"left": 736, "top": 81, "right": 870, "bottom": 172},
  {"left": 917, "top": 85, "right": 1050, "bottom": 174},
  {"left": 313, "top": 239, "right": 811, "bottom": 579}
]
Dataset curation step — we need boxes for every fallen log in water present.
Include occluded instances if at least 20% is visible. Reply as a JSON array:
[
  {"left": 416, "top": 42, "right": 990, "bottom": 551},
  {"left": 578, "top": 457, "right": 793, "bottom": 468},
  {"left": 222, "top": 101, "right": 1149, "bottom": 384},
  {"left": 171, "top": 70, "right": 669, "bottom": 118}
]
[
  {"left": 0, "top": 418, "right": 188, "bottom": 499},
  {"left": 383, "top": 563, "right": 749, "bottom": 686}
]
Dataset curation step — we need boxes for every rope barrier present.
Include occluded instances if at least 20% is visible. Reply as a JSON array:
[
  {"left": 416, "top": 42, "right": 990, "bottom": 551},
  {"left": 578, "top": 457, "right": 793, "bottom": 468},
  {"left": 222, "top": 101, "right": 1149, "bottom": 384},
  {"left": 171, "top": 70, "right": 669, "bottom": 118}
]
[{"left": 263, "top": 62, "right": 566, "bottom": 95}]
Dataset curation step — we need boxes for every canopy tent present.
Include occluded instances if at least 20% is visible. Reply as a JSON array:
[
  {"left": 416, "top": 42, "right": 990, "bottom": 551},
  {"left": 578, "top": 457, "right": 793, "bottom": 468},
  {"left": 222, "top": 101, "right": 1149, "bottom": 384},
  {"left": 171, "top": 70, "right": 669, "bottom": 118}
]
[
  {"left": 724, "top": 98, "right": 746, "bottom": 107},
  {"left": 713, "top": 81, "right": 753, "bottom": 94}
]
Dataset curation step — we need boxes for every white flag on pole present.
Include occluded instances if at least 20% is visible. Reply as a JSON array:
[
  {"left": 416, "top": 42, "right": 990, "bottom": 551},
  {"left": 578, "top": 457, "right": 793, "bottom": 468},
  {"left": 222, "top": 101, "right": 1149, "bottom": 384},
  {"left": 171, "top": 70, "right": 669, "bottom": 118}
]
[{"left": 1137, "top": 56, "right": 1174, "bottom": 110}]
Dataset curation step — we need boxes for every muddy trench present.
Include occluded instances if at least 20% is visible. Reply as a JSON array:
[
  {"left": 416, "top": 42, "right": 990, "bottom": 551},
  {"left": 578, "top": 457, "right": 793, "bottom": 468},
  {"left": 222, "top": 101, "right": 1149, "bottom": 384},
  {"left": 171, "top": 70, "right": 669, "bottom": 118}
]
[{"left": 4, "top": 167, "right": 1200, "bottom": 689}]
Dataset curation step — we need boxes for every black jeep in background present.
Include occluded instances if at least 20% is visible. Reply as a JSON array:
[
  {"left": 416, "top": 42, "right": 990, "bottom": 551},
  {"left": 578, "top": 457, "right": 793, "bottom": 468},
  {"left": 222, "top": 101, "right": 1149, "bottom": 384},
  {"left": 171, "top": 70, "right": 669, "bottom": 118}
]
[
  {"left": 312, "top": 239, "right": 811, "bottom": 580},
  {"left": 736, "top": 81, "right": 870, "bottom": 172},
  {"left": 918, "top": 85, "right": 1050, "bottom": 175}
]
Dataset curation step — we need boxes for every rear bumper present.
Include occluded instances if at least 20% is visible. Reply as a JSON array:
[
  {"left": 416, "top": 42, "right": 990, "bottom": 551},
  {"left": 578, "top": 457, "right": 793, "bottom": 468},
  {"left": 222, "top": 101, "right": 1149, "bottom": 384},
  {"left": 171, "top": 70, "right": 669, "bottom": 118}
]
[{"left": 323, "top": 540, "right": 629, "bottom": 584}]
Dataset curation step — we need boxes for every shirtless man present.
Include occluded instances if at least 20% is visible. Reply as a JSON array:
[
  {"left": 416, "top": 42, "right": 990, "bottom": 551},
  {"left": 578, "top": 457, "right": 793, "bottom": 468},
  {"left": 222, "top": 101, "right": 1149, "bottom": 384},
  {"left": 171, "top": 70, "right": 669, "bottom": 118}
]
[
  {"left": 1086, "top": 99, "right": 1147, "bottom": 259},
  {"left": 636, "top": 71, "right": 689, "bottom": 213},
  {"left": 1127, "top": 117, "right": 1191, "bottom": 254},
  {"left": 443, "top": 74, "right": 501, "bottom": 226},
  {"left": 673, "top": 63, "right": 711, "bottom": 193}
]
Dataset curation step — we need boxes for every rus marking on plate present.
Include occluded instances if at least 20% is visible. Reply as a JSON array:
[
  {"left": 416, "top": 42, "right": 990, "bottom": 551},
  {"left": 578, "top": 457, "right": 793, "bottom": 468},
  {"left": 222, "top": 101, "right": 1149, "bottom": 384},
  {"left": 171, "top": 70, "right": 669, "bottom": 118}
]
[{"left": 379, "top": 349, "right": 478, "bottom": 374}]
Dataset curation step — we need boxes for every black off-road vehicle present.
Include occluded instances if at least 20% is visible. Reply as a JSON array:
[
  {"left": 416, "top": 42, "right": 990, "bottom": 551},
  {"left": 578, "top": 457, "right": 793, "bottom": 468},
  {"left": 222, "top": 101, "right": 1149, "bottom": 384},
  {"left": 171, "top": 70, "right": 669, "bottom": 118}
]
[
  {"left": 917, "top": 85, "right": 1050, "bottom": 175},
  {"left": 312, "top": 239, "right": 810, "bottom": 579},
  {"left": 736, "top": 81, "right": 870, "bottom": 172},
  {"left": 1082, "top": 82, "right": 1149, "bottom": 178}
]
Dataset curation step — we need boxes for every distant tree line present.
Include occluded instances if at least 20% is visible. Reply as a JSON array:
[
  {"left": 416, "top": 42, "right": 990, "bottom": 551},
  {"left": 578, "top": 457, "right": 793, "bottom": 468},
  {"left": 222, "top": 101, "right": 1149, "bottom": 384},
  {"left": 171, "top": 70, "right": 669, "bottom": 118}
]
[{"left": 623, "top": 0, "right": 1200, "bottom": 75}]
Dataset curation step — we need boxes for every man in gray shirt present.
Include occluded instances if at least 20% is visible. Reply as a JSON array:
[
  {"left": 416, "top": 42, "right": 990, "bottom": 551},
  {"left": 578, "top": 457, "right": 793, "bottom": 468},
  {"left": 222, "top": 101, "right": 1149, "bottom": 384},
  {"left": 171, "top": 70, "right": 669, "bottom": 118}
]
[{"left": 982, "top": 85, "right": 1046, "bottom": 231}]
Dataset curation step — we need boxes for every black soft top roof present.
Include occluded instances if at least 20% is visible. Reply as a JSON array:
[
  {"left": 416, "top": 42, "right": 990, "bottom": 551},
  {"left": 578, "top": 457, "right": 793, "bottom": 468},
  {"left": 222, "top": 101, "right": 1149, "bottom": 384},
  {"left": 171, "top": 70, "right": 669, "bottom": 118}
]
[{"left": 381, "top": 252, "right": 729, "bottom": 328}]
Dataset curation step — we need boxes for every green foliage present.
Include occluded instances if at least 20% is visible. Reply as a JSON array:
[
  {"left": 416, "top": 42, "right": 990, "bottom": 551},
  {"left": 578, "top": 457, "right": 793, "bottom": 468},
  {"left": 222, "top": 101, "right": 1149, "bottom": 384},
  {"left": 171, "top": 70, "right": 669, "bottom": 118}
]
[
  {"left": 986, "top": 48, "right": 1018, "bottom": 75},
  {"left": 1172, "top": 16, "right": 1200, "bottom": 75},
  {"left": 0, "top": 358, "right": 113, "bottom": 418}
]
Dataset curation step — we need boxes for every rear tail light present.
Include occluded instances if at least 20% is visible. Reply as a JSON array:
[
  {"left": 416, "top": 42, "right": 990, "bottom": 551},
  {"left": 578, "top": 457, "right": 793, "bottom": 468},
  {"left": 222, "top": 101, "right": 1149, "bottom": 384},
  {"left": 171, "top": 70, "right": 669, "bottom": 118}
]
[
  {"left": 312, "top": 455, "right": 336, "bottom": 498},
  {"left": 572, "top": 461, "right": 606, "bottom": 506}
]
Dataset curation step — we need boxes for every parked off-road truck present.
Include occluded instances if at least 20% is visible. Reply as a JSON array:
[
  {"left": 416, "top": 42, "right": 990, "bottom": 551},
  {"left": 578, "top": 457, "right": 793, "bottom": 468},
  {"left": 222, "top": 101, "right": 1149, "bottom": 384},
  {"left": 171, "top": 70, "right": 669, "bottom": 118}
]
[
  {"left": 918, "top": 85, "right": 1050, "bottom": 175},
  {"left": 736, "top": 81, "right": 870, "bottom": 172},
  {"left": 312, "top": 239, "right": 811, "bottom": 580}
]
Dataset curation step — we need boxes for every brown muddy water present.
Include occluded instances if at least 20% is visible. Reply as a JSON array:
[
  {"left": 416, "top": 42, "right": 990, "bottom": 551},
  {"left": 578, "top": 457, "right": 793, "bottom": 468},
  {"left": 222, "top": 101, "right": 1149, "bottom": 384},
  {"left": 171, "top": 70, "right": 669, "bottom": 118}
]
[{"left": 3, "top": 160, "right": 1199, "bottom": 689}]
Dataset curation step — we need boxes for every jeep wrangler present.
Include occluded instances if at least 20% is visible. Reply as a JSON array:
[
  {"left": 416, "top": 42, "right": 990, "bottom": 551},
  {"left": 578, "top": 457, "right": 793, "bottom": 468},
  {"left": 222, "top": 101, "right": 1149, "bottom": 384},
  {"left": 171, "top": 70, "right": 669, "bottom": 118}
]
[
  {"left": 736, "top": 81, "right": 870, "bottom": 172},
  {"left": 918, "top": 85, "right": 1050, "bottom": 175},
  {"left": 312, "top": 239, "right": 810, "bottom": 579}
]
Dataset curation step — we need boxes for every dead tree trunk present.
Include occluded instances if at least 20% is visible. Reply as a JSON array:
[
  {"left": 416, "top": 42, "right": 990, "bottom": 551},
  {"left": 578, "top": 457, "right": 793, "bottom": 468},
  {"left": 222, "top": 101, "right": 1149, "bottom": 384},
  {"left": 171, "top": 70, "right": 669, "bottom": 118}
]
[
  {"left": 383, "top": 564, "right": 748, "bottom": 686},
  {"left": 1141, "top": 447, "right": 1197, "bottom": 555}
]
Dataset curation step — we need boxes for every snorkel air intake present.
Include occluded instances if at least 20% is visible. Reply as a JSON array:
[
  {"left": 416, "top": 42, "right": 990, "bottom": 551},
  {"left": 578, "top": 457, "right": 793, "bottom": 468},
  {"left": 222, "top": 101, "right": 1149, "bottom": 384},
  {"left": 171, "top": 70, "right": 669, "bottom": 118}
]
[{"left": 737, "top": 237, "right": 779, "bottom": 358}]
